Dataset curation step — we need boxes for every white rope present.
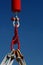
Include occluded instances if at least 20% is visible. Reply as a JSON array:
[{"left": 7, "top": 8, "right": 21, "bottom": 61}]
[
  {"left": 0, "top": 50, "right": 26, "bottom": 65},
  {"left": 9, "top": 60, "right": 14, "bottom": 65},
  {"left": 18, "top": 59, "right": 26, "bottom": 65},
  {"left": 1, "top": 56, "right": 7, "bottom": 65}
]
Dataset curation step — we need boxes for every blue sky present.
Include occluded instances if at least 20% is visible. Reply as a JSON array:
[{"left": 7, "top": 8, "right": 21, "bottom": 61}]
[{"left": 0, "top": 0, "right": 43, "bottom": 65}]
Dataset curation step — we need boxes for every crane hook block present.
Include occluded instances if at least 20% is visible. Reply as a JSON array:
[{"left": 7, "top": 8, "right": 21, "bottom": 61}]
[{"left": 12, "top": 0, "right": 21, "bottom": 12}]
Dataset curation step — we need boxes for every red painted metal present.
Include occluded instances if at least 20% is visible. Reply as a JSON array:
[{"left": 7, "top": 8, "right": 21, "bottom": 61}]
[
  {"left": 12, "top": 0, "right": 21, "bottom": 12},
  {"left": 11, "top": 25, "right": 20, "bottom": 50}
]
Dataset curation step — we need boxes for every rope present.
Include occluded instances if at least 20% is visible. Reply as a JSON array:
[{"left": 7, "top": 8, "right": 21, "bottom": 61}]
[{"left": 0, "top": 50, "right": 26, "bottom": 65}]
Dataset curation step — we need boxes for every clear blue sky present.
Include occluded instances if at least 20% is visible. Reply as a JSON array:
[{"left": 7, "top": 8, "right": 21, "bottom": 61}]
[{"left": 0, "top": 0, "right": 43, "bottom": 65}]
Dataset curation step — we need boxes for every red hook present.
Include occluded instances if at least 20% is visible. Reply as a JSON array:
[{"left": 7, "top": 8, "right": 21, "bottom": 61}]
[{"left": 11, "top": 25, "right": 20, "bottom": 50}]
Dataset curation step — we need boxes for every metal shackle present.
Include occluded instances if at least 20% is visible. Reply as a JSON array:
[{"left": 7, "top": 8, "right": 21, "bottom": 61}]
[{"left": 13, "top": 21, "right": 20, "bottom": 28}]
